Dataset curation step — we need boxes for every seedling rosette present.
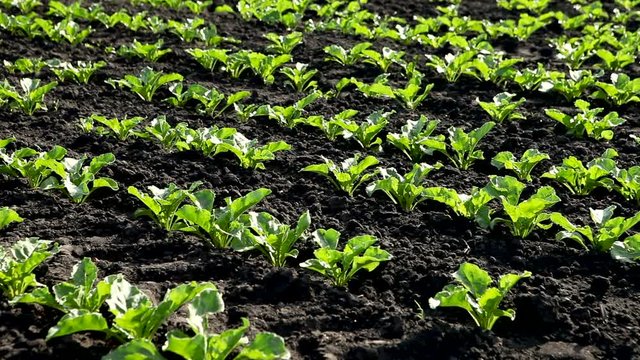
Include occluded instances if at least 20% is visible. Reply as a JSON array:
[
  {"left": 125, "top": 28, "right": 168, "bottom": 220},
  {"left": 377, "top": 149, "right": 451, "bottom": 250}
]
[
  {"left": 302, "top": 154, "right": 379, "bottom": 197},
  {"left": 0, "top": 205, "right": 22, "bottom": 232},
  {"left": 487, "top": 176, "right": 560, "bottom": 238},
  {"left": 367, "top": 163, "right": 442, "bottom": 212},
  {"left": 550, "top": 206, "right": 640, "bottom": 253},
  {"left": 300, "top": 228, "right": 392, "bottom": 287},
  {"left": 429, "top": 262, "right": 531, "bottom": 330},
  {"left": 0, "top": 238, "right": 59, "bottom": 299},
  {"left": 541, "top": 149, "right": 617, "bottom": 196},
  {"left": 176, "top": 188, "right": 272, "bottom": 249},
  {"left": 235, "top": 210, "right": 311, "bottom": 267}
]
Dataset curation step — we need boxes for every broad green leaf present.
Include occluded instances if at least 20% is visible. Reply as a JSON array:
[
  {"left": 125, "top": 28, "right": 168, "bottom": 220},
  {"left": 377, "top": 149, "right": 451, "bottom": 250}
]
[
  {"left": 103, "top": 339, "right": 166, "bottom": 360},
  {"left": 46, "top": 310, "right": 108, "bottom": 340},
  {"left": 454, "top": 262, "right": 492, "bottom": 296}
]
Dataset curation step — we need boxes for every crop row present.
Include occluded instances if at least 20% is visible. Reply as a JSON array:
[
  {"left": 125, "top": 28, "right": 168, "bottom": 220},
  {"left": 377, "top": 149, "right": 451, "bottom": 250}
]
[{"left": 2, "top": 134, "right": 639, "bottom": 257}]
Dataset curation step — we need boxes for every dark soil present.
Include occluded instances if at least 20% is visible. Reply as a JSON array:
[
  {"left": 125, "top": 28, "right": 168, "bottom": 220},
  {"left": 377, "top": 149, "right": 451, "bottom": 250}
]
[{"left": 1, "top": 0, "right": 639, "bottom": 359}]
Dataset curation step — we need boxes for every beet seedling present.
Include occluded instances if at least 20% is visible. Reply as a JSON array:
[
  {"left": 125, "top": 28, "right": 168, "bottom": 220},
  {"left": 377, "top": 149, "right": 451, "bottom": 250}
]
[{"left": 429, "top": 262, "right": 531, "bottom": 330}]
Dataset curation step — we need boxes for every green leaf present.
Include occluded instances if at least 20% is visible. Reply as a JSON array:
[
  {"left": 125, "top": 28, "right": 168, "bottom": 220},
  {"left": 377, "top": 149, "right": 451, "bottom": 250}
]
[
  {"left": 46, "top": 310, "right": 108, "bottom": 340},
  {"left": 235, "top": 332, "right": 290, "bottom": 360},
  {"left": 454, "top": 262, "right": 492, "bottom": 296},
  {"left": 103, "top": 339, "right": 166, "bottom": 360},
  {"left": 0, "top": 207, "right": 23, "bottom": 230},
  {"left": 163, "top": 332, "right": 207, "bottom": 360}
]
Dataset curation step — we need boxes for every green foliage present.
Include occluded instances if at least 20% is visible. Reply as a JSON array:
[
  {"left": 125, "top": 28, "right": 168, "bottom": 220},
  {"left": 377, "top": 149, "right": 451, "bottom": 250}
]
[
  {"left": 334, "top": 110, "right": 391, "bottom": 149},
  {"left": 476, "top": 92, "right": 525, "bottom": 123},
  {"left": 167, "top": 19, "right": 240, "bottom": 48},
  {"left": 183, "top": 126, "right": 237, "bottom": 157},
  {"left": 280, "top": 63, "right": 318, "bottom": 93},
  {"left": 468, "top": 52, "right": 522, "bottom": 84},
  {"left": 46, "top": 280, "right": 217, "bottom": 345},
  {"left": 167, "top": 18, "right": 204, "bottom": 42},
  {"left": 429, "top": 262, "right": 531, "bottom": 330},
  {"left": 128, "top": 182, "right": 203, "bottom": 232},
  {"left": 41, "top": 153, "right": 119, "bottom": 203},
  {"left": 213, "top": 50, "right": 291, "bottom": 83},
  {"left": 186, "top": 48, "right": 229, "bottom": 71},
  {"left": 47, "top": 60, "right": 106, "bottom": 84},
  {"left": 95, "top": 9, "right": 147, "bottom": 31},
  {"left": 233, "top": 103, "right": 261, "bottom": 122},
  {"left": 511, "top": 63, "right": 555, "bottom": 91},
  {"left": 361, "top": 47, "right": 405, "bottom": 72},
  {"left": 37, "top": 18, "right": 92, "bottom": 45},
  {"left": 595, "top": 48, "right": 636, "bottom": 71},
  {"left": 0, "top": 238, "right": 58, "bottom": 299},
  {"left": 145, "top": 116, "right": 190, "bottom": 151},
  {"left": 0, "top": 144, "right": 66, "bottom": 188},
  {"left": 300, "top": 228, "right": 392, "bottom": 287},
  {"left": 424, "top": 122, "right": 495, "bottom": 170},
  {"left": 613, "top": 166, "right": 640, "bottom": 205},
  {"left": 298, "top": 109, "right": 358, "bottom": 141},
  {"left": 488, "top": 176, "right": 560, "bottom": 238},
  {"left": 550, "top": 206, "right": 640, "bottom": 252},
  {"left": 549, "top": 36, "right": 598, "bottom": 69},
  {"left": 163, "top": 287, "right": 290, "bottom": 360},
  {"left": 425, "top": 50, "right": 476, "bottom": 82},
  {"left": 255, "top": 91, "right": 322, "bottom": 128},
  {"left": 164, "top": 83, "right": 207, "bottom": 107},
  {"left": 13, "top": 258, "right": 119, "bottom": 313},
  {"left": 539, "top": 69, "right": 598, "bottom": 102},
  {"left": 220, "top": 51, "right": 251, "bottom": 78},
  {"left": 3, "top": 57, "right": 47, "bottom": 74},
  {"left": 117, "top": 39, "right": 172, "bottom": 62},
  {"left": 545, "top": 100, "right": 625, "bottom": 141},
  {"left": 217, "top": 133, "right": 292, "bottom": 170},
  {"left": 392, "top": 73, "right": 434, "bottom": 110},
  {"left": 541, "top": 149, "right": 617, "bottom": 196},
  {"left": 302, "top": 154, "right": 379, "bottom": 197},
  {"left": 264, "top": 31, "right": 303, "bottom": 54},
  {"left": 2, "top": 0, "right": 42, "bottom": 13},
  {"left": 79, "top": 114, "right": 146, "bottom": 141},
  {"left": 195, "top": 24, "right": 239, "bottom": 47},
  {"left": 491, "top": 149, "right": 549, "bottom": 182},
  {"left": 235, "top": 210, "right": 311, "bottom": 267},
  {"left": 0, "top": 207, "right": 23, "bottom": 231},
  {"left": 592, "top": 73, "right": 640, "bottom": 106},
  {"left": 387, "top": 116, "right": 440, "bottom": 163},
  {"left": 611, "top": 235, "right": 640, "bottom": 263},
  {"left": 236, "top": 0, "right": 308, "bottom": 28},
  {"left": 423, "top": 185, "right": 494, "bottom": 228},
  {"left": 246, "top": 52, "right": 292, "bottom": 84},
  {"left": 323, "top": 42, "right": 371, "bottom": 66},
  {"left": 497, "top": 0, "right": 550, "bottom": 15},
  {"left": 0, "top": 78, "right": 58, "bottom": 115},
  {"left": 107, "top": 67, "right": 183, "bottom": 102},
  {"left": 176, "top": 188, "right": 271, "bottom": 249},
  {"left": 193, "top": 87, "right": 251, "bottom": 118},
  {"left": 366, "top": 163, "right": 442, "bottom": 212}
]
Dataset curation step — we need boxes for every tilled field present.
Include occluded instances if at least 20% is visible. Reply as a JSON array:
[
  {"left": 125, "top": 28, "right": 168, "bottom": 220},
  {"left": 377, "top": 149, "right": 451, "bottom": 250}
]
[{"left": 0, "top": 0, "right": 639, "bottom": 359}]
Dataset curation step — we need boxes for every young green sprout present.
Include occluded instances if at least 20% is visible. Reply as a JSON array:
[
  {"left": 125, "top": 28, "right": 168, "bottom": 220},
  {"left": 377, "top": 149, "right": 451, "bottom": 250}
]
[
  {"left": 429, "top": 262, "right": 531, "bottom": 331},
  {"left": 541, "top": 148, "right": 618, "bottom": 196},
  {"left": 302, "top": 154, "right": 379, "bottom": 197},
  {"left": 0, "top": 78, "right": 58, "bottom": 115},
  {"left": 476, "top": 92, "right": 525, "bottom": 123},
  {"left": 366, "top": 163, "right": 442, "bottom": 212},
  {"left": 491, "top": 149, "right": 549, "bottom": 182},
  {"left": 550, "top": 206, "right": 640, "bottom": 253},
  {"left": 300, "top": 228, "right": 392, "bottom": 287},
  {"left": 545, "top": 99, "right": 625, "bottom": 141},
  {"left": 488, "top": 176, "right": 560, "bottom": 238}
]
